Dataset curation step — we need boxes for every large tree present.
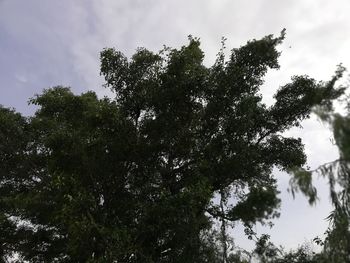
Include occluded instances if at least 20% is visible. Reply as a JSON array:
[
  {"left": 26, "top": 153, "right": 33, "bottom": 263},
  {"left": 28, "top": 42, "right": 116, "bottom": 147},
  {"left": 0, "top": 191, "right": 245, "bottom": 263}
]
[{"left": 0, "top": 32, "right": 345, "bottom": 262}]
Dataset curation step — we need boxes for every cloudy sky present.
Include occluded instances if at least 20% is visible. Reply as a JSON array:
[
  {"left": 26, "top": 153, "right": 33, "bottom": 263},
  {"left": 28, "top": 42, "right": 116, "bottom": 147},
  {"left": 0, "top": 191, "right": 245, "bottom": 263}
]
[{"left": 1, "top": 0, "right": 349, "bottom": 251}]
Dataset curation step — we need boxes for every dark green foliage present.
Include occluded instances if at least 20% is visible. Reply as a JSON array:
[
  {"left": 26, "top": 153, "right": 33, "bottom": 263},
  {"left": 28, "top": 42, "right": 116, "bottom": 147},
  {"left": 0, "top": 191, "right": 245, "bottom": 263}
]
[
  {"left": 289, "top": 76, "right": 350, "bottom": 262},
  {"left": 251, "top": 234, "right": 325, "bottom": 263},
  {"left": 317, "top": 110, "right": 350, "bottom": 262},
  {"left": 0, "top": 33, "right": 345, "bottom": 262}
]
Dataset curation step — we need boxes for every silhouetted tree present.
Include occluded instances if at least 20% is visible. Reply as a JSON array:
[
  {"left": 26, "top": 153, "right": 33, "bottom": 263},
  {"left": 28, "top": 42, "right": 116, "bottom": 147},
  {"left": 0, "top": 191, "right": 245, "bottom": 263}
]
[{"left": 0, "top": 32, "right": 345, "bottom": 262}]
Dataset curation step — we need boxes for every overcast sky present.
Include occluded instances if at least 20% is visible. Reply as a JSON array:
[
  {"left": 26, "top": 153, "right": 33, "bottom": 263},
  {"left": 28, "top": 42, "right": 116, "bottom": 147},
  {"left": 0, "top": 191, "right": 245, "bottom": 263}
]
[{"left": 1, "top": 0, "right": 349, "bottom": 252}]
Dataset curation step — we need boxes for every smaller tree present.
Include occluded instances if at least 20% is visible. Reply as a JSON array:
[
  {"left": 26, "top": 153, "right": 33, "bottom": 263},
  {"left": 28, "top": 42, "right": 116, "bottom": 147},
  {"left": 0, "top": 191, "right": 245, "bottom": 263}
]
[
  {"left": 289, "top": 68, "right": 350, "bottom": 262},
  {"left": 316, "top": 99, "right": 350, "bottom": 262}
]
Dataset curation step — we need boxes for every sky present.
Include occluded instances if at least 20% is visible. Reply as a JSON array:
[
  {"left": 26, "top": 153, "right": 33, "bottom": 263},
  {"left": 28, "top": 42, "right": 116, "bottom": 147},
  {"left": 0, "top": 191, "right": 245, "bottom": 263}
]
[{"left": 1, "top": 0, "right": 350, "bottom": 252}]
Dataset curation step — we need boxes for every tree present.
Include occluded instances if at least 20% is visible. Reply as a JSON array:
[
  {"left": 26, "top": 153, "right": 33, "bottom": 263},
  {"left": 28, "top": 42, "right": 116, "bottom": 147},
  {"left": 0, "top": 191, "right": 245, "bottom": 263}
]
[
  {"left": 290, "top": 85, "right": 350, "bottom": 262},
  {"left": 321, "top": 101, "right": 350, "bottom": 262},
  {"left": 251, "top": 234, "right": 322, "bottom": 263},
  {"left": 0, "top": 32, "right": 345, "bottom": 262}
]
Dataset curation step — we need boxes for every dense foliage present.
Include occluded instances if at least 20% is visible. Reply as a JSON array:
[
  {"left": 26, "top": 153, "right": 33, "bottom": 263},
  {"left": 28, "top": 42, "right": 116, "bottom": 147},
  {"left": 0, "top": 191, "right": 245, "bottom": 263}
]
[{"left": 0, "top": 32, "right": 345, "bottom": 262}]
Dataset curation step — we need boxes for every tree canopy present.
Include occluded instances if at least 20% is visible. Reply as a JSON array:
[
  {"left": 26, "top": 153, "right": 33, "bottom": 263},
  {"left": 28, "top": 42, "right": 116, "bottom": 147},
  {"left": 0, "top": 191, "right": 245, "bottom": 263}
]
[{"left": 0, "top": 32, "right": 345, "bottom": 262}]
